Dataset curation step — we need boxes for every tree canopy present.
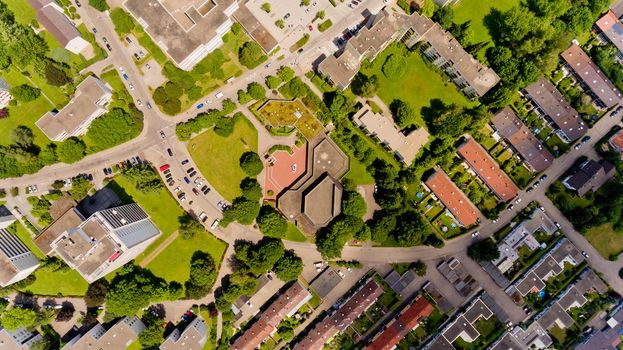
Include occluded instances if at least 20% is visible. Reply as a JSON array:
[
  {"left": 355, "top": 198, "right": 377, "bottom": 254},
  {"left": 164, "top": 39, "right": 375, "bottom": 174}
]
[
  {"left": 56, "top": 138, "right": 86, "bottom": 164},
  {"left": 178, "top": 214, "right": 204, "bottom": 240},
  {"left": 341, "top": 190, "right": 366, "bottom": 218},
  {"left": 239, "top": 151, "right": 263, "bottom": 177},
  {"left": 1, "top": 307, "right": 38, "bottom": 330},
  {"left": 273, "top": 251, "right": 303, "bottom": 282},
  {"left": 86, "top": 108, "right": 143, "bottom": 151},
  {"left": 467, "top": 238, "right": 500, "bottom": 262},
  {"left": 239, "top": 42, "right": 265, "bottom": 69},
  {"left": 257, "top": 204, "right": 287, "bottom": 237},
  {"left": 10, "top": 84, "right": 40, "bottom": 102},
  {"left": 185, "top": 251, "right": 217, "bottom": 299},
  {"left": 390, "top": 99, "right": 416, "bottom": 129}
]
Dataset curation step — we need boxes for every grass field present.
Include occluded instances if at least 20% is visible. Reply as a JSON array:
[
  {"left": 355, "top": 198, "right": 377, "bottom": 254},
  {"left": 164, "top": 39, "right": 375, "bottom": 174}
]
[
  {"left": 19, "top": 268, "right": 89, "bottom": 297},
  {"left": 585, "top": 223, "right": 623, "bottom": 260},
  {"left": 452, "top": 0, "right": 520, "bottom": 47},
  {"left": 360, "top": 44, "right": 473, "bottom": 127},
  {"left": 188, "top": 116, "right": 258, "bottom": 202},
  {"left": 146, "top": 231, "right": 227, "bottom": 283},
  {"left": 285, "top": 223, "right": 307, "bottom": 242},
  {"left": 110, "top": 178, "right": 184, "bottom": 265}
]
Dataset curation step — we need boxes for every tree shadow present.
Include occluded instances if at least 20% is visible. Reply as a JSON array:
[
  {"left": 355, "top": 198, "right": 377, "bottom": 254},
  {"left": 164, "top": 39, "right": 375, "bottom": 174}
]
[{"left": 483, "top": 9, "right": 505, "bottom": 45}]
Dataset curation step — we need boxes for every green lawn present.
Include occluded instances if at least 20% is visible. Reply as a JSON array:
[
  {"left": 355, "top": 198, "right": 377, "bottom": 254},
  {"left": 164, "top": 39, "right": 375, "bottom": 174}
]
[
  {"left": 585, "top": 223, "right": 623, "bottom": 260},
  {"left": 0, "top": 68, "right": 54, "bottom": 148},
  {"left": 110, "top": 178, "right": 184, "bottom": 264},
  {"left": 452, "top": 0, "right": 520, "bottom": 46},
  {"left": 188, "top": 116, "right": 258, "bottom": 202},
  {"left": 19, "top": 268, "right": 89, "bottom": 296},
  {"left": 360, "top": 44, "right": 474, "bottom": 126},
  {"left": 146, "top": 231, "right": 227, "bottom": 283},
  {"left": 285, "top": 223, "right": 307, "bottom": 242},
  {"left": 6, "top": 221, "right": 45, "bottom": 259},
  {"left": 4, "top": 0, "right": 36, "bottom": 25}
]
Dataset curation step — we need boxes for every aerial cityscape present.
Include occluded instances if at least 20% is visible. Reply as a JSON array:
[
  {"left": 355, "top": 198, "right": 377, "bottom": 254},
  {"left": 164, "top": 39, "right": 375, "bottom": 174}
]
[{"left": 0, "top": 0, "right": 622, "bottom": 349}]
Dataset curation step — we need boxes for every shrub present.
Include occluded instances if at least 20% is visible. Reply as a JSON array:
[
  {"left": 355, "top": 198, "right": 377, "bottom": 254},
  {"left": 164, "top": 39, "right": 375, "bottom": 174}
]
[
  {"left": 265, "top": 75, "right": 282, "bottom": 89},
  {"left": 247, "top": 82, "right": 266, "bottom": 100},
  {"left": 275, "top": 19, "right": 285, "bottom": 29},
  {"left": 45, "top": 64, "right": 71, "bottom": 86},
  {"left": 110, "top": 8, "right": 135, "bottom": 34},
  {"left": 10, "top": 84, "right": 40, "bottom": 102},
  {"left": 88, "top": 0, "right": 109, "bottom": 11},
  {"left": 382, "top": 54, "right": 407, "bottom": 79},
  {"left": 261, "top": 2, "right": 271, "bottom": 12},
  {"left": 56, "top": 138, "right": 86, "bottom": 164},
  {"left": 257, "top": 205, "right": 287, "bottom": 237},
  {"left": 317, "top": 19, "right": 333, "bottom": 32}
]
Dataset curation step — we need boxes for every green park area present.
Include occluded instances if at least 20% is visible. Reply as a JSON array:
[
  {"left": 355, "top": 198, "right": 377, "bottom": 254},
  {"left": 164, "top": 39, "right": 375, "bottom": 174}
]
[
  {"left": 188, "top": 116, "right": 258, "bottom": 202},
  {"left": 359, "top": 44, "right": 473, "bottom": 126},
  {"left": 258, "top": 99, "right": 323, "bottom": 140},
  {"left": 452, "top": 0, "right": 520, "bottom": 48},
  {"left": 585, "top": 224, "right": 623, "bottom": 260}
]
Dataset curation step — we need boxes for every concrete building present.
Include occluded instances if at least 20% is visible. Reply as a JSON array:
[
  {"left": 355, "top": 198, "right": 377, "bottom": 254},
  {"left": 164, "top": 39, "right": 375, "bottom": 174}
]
[
  {"left": 231, "top": 282, "right": 312, "bottom": 350},
  {"left": 436, "top": 258, "right": 479, "bottom": 297},
  {"left": 28, "top": 0, "right": 90, "bottom": 54},
  {"left": 457, "top": 138, "right": 519, "bottom": 202},
  {"left": 562, "top": 159, "right": 616, "bottom": 197},
  {"left": 293, "top": 279, "right": 384, "bottom": 350},
  {"left": 0, "top": 205, "right": 40, "bottom": 287},
  {"left": 561, "top": 44, "right": 622, "bottom": 109},
  {"left": 0, "top": 205, "right": 15, "bottom": 230},
  {"left": 491, "top": 107, "right": 554, "bottom": 172},
  {"left": 124, "top": 0, "right": 238, "bottom": 71},
  {"left": 0, "top": 327, "right": 43, "bottom": 349},
  {"left": 160, "top": 316, "right": 209, "bottom": 350},
  {"left": 352, "top": 105, "right": 429, "bottom": 165},
  {"left": 39, "top": 203, "right": 160, "bottom": 283},
  {"left": 524, "top": 77, "right": 587, "bottom": 142},
  {"left": 318, "top": 9, "right": 499, "bottom": 98},
  {"left": 596, "top": 10, "right": 623, "bottom": 54},
  {"left": 277, "top": 135, "right": 349, "bottom": 233},
  {"left": 424, "top": 168, "right": 480, "bottom": 227},
  {"left": 36, "top": 76, "right": 112, "bottom": 142},
  {"left": 609, "top": 129, "right": 623, "bottom": 153},
  {"left": 366, "top": 295, "right": 433, "bottom": 350},
  {"left": 63, "top": 316, "right": 146, "bottom": 350}
]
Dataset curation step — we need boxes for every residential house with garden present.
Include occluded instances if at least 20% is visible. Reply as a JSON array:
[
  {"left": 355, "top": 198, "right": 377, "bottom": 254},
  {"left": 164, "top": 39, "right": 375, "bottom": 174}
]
[
  {"left": 34, "top": 202, "right": 160, "bottom": 283},
  {"left": 35, "top": 76, "right": 113, "bottom": 142},
  {"left": 561, "top": 44, "right": 622, "bottom": 109},
  {"left": 231, "top": 282, "right": 311, "bottom": 349},
  {"left": 562, "top": 158, "right": 615, "bottom": 197},
  {"left": 352, "top": 104, "right": 429, "bottom": 165},
  {"left": 160, "top": 316, "right": 209, "bottom": 350},
  {"left": 0, "top": 206, "right": 40, "bottom": 288},
  {"left": 576, "top": 301, "right": 623, "bottom": 350},
  {"left": 318, "top": 8, "right": 499, "bottom": 98},
  {"left": 63, "top": 316, "right": 146, "bottom": 350},
  {"left": 491, "top": 107, "right": 554, "bottom": 172},
  {"left": 595, "top": 10, "right": 623, "bottom": 55},
  {"left": 457, "top": 138, "right": 519, "bottom": 202},
  {"left": 423, "top": 168, "right": 481, "bottom": 227},
  {"left": 524, "top": 77, "right": 587, "bottom": 143},
  {"left": 28, "top": 0, "right": 91, "bottom": 54},
  {"left": 123, "top": 0, "right": 239, "bottom": 71}
]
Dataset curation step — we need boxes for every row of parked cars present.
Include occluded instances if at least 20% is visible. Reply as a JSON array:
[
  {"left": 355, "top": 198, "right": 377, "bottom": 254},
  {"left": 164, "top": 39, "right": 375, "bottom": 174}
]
[{"left": 103, "top": 156, "right": 142, "bottom": 176}]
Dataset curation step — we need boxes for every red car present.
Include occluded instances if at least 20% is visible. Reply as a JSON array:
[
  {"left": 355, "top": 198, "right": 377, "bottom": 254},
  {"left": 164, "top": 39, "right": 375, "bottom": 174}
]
[
  {"left": 159, "top": 164, "right": 170, "bottom": 172},
  {"left": 308, "top": 24, "right": 313, "bottom": 31}
]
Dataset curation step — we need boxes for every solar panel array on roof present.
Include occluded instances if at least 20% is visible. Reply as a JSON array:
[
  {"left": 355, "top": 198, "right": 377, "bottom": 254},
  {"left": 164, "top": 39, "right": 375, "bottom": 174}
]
[{"left": 99, "top": 204, "right": 148, "bottom": 228}]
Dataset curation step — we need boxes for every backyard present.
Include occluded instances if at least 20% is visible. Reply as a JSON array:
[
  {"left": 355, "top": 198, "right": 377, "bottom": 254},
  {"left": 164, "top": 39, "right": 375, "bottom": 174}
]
[
  {"left": 258, "top": 99, "right": 323, "bottom": 140},
  {"left": 585, "top": 223, "right": 623, "bottom": 260},
  {"left": 188, "top": 115, "right": 258, "bottom": 201},
  {"left": 360, "top": 43, "right": 474, "bottom": 126}
]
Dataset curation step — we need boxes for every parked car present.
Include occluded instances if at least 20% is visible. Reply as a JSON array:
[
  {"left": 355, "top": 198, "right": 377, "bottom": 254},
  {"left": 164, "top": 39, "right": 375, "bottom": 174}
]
[
  {"left": 92, "top": 27, "right": 97, "bottom": 33},
  {"left": 146, "top": 102, "right": 152, "bottom": 109},
  {"left": 181, "top": 159, "right": 189, "bottom": 165},
  {"left": 160, "top": 131, "right": 166, "bottom": 139},
  {"left": 159, "top": 164, "right": 170, "bottom": 172},
  {"left": 126, "top": 36, "right": 132, "bottom": 44},
  {"left": 186, "top": 167, "right": 195, "bottom": 174},
  {"left": 174, "top": 186, "right": 181, "bottom": 193},
  {"left": 123, "top": 74, "right": 129, "bottom": 81},
  {"left": 188, "top": 171, "right": 197, "bottom": 178},
  {"left": 102, "top": 37, "right": 108, "bottom": 43},
  {"left": 196, "top": 103, "right": 205, "bottom": 109},
  {"left": 211, "top": 219, "right": 220, "bottom": 230},
  {"left": 581, "top": 135, "right": 591, "bottom": 143},
  {"left": 192, "top": 188, "right": 200, "bottom": 196},
  {"left": 539, "top": 174, "right": 548, "bottom": 181},
  {"left": 184, "top": 177, "right": 190, "bottom": 184},
  {"left": 167, "top": 148, "right": 173, "bottom": 156},
  {"left": 199, "top": 212, "right": 208, "bottom": 222},
  {"left": 106, "top": 44, "right": 112, "bottom": 51}
]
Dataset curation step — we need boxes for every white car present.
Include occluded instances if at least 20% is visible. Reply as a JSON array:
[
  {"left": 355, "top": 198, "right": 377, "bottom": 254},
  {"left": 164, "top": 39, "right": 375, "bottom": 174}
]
[
  {"left": 514, "top": 198, "right": 522, "bottom": 204},
  {"left": 174, "top": 186, "right": 181, "bottom": 193},
  {"left": 129, "top": 83, "right": 134, "bottom": 90},
  {"left": 210, "top": 219, "right": 220, "bottom": 230},
  {"left": 145, "top": 63, "right": 151, "bottom": 70},
  {"left": 119, "top": 66, "right": 125, "bottom": 74},
  {"left": 471, "top": 231, "right": 479, "bottom": 237},
  {"left": 215, "top": 91, "right": 224, "bottom": 99},
  {"left": 136, "top": 99, "right": 142, "bottom": 106}
]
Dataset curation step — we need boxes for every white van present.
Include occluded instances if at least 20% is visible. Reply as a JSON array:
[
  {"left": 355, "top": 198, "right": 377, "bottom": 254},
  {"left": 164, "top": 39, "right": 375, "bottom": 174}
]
[
  {"left": 215, "top": 91, "right": 224, "bottom": 99},
  {"left": 198, "top": 212, "right": 208, "bottom": 223},
  {"left": 211, "top": 219, "right": 220, "bottom": 230}
]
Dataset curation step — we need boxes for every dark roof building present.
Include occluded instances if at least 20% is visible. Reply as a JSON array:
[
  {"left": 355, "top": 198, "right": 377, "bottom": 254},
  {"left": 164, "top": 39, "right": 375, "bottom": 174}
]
[
  {"left": 596, "top": 10, "right": 623, "bottom": 54},
  {"left": 524, "top": 77, "right": 587, "bottom": 142},
  {"left": 561, "top": 44, "right": 622, "bottom": 108},
  {"left": 424, "top": 169, "right": 480, "bottom": 227},
  {"left": 293, "top": 279, "right": 384, "bottom": 350},
  {"left": 491, "top": 108, "right": 554, "bottom": 172},
  {"left": 457, "top": 138, "right": 519, "bottom": 202},
  {"left": 562, "top": 159, "right": 616, "bottom": 197},
  {"left": 231, "top": 282, "right": 311, "bottom": 350},
  {"left": 366, "top": 295, "right": 434, "bottom": 350}
]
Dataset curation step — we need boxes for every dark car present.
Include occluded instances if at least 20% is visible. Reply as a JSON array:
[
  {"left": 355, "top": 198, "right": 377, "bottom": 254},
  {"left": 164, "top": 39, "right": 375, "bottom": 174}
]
[
  {"left": 181, "top": 159, "right": 189, "bottom": 165},
  {"left": 167, "top": 148, "right": 173, "bottom": 156},
  {"left": 188, "top": 171, "right": 197, "bottom": 178},
  {"left": 539, "top": 174, "right": 548, "bottom": 181},
  {"left": 106, "top": 43, "right": 112, "bottom": 51},
  {"left": 184, "top": 177, "right": 190, "bottom": 184},
  {"left": 581, "top": 135, "right": 591, "bottom": 143},
  {"left": 186, "top": 167, "right": 195, "bottom": 174},
  {"left": 192, "top": 188, "right": 200, "bottom": 195}
]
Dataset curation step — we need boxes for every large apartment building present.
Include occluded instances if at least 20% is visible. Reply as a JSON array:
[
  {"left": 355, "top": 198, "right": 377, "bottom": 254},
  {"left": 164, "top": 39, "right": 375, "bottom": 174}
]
[
  {"left": 35, "top": 203, "right": 160, "bottom": 283},
  {"left": 62, "top": 316, "right": 146, "bottom": 350},
  {"left": 0, "top": 206, "right": 40, "bottom": 287},
  {"left": 319, "top": 9, "right": 499, "bottom": 98},
  {"left": 124, "top": 0, "right": 238, "bottom": 71},
  {"left": 36, "top": 76, "right": 112, "bottom": 142},
  {"left": 0, "top": 327, "right": 43, "bottom": 349}
]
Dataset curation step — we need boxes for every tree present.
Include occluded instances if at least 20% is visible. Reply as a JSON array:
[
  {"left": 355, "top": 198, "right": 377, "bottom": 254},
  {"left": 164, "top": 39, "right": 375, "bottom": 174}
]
[
  {"left": 106, "top": 265, "right": 169, "bottom": 318},
  {"left": 69, "top": 176, "right": 92, "bottom": 201},
  {"left": 277, "top": 66, "right": 295, "bottom": 82},
  {"left": 261, "top": 2, "right": 271, "bottom": 12},
  {"left": 1, "top": 307, "right": 38, "bottom": 330},
  {"left": 273, "top": 251, "right": 303, "bottom": 282},
  {"left": 11, "top": 126, "right": 34, "bottom": 147},
  {"left": 351, "top": 73, "right": 378, "bottom": 97},
  {"left": 432, "top": 5, "right": 454, "bottom": 29},
  {"left": 110, "top": 8, "right": 135, "bottom": 34},
  {"left": 85, "top": 279, "right": 109, "bottom": 308},
  {"left": 467, "top": 238, "right": 500, "bottom": 262},
  {"left": 237, "top": 89, "right": 252, "bottom": 104},
  {"left": 257, "top": 205, "right": 287, "bottom": 237},
  {"left": 427, "top": 104, "right": 469, "bottom": 137},
  {"left": 342, "top": 190, "right": 366, "bottom": 218},
  {"left": 45, "top": 64, "right": 71, "bottom": 86},
  {"left": 265, "top": 75, "right": 282, "bottom": 89},
  {"left": 329, "top": 92, "right": 350, "bottom": 120},
  {"left": 316, "top": 215, "right": 365, "bottom": 258},
  {"left": 55, "top": 303, "right": 75, "bottom": 322},
  {"left": 239, "top": 151, "right": 263, "bottom": 176},
  {"left": 382, "top": 54, "right": 407, "bottom": 79},
  {"left": 412, "top": 260, "right": 427, "bottom": 276},
  {"left": 179, "top": 214, "right": 204, "bottom": 240},
  {"left": 394, "top": 211, "right": 430, "bottom": 246},
  {"left": 222, "top": 197, "right": 261, "bottom": 226},
  {"left": 239, "top": 42, "right": 265, "bottom": 68},
  {"left": 420, "top": 0, "right": 436, "bottom": 17},
  {"left": 240, "top": 177, "right": 262, "bottom": 201},
  {"left": 222, "top": 98, "right": 236, "bottom": 114},
  {"left": 275, "top": 19, "right": 285, "bottom": 29},
  {"left": 122, "top": 165, "right": 163, "bottom": 193},
  {"left": 88, "top": 0, "right": 109, "bottom": 11},
  {"left": 185, "top": 251, "right": 217, "bottom": 298},
  {"left": 389, "top": 99, "right": 416, "bottom": 128},
  {"left": 10, "top": 84, "right": 40, "bottom": 102},
  {"left": 247, "top": 82, "right": 266, "bottom": 100},
  {"left": 57, "top": 138, "right": 86, "bottom": 164},
  {"left": 139, "top": 315, "right": 165, "bottom": 348},
  {"left": 86, "top": 108, "right": 143, "bottom": 151}
]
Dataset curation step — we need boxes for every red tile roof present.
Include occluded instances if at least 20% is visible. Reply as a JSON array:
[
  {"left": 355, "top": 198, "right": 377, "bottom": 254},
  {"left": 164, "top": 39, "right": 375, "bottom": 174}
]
[
  {"left": 293, "top": 280, "right": 384, "bottom": 350},
  {"left": 424, "top": 169, "right": 480, "bottom": 227},
  {"left": 457, "top": 138, "right": 519, "bottom": 202},
  {"left": 610, "top": 129, "right": 623, "bottom": 153},
  {"left": 366, "top": 296, "right": 434, "bottom": 350},
  {"left": 596, "top": 11, "right": 623, "bottom": 55},
  {"left": 232, "top": 282, "right": 311, "bottom": 350}
]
